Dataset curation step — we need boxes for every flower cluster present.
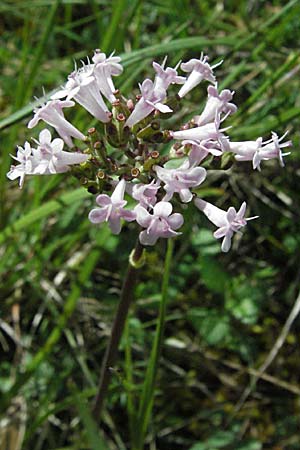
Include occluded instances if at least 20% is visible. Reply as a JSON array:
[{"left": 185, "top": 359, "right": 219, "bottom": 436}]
[{"left": 7, "top": 49, "right": 292, "bottom": 252}]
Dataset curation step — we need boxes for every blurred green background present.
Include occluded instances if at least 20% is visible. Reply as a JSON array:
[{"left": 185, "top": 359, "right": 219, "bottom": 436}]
[{"left": 1, "top": 1, "right": 300, "bottom": 449}]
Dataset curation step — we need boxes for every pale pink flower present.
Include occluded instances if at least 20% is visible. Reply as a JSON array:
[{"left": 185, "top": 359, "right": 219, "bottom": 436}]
[
  {"left": 7, "top": 130, "right": 89, "bottom": 187},
  {"left": 153, "top": 58, "right": 186, "bottom": 91},
  {"left": 229, "top": 132, "right": 291, "bottom": 170},
  {"left": 178, "top": 53, "right": 222, "bottom": 98},
  {"left": 194, "top": 85, "right": 237, "bottom": 126},
  {"left": 125, "top": 79, "right": 172, "bottom": 128},
  {"left": 131, "top": 179, "right": 161, "bottom": 208},
  {"left": 51, "top": 67, "right": 110, "bottom": 123},
  {"left": 194, "top": 198, "right": 258, "bottom": 252},
  {"left": 257, "top": 131, "right": 292, "bottom": 168},
  {"left": 171, "top": 120, "right": 225, "bottom": 142},
  {"left": 154, "top": 160, "right": 206, "bottom": 202},
  {"left": 135, "top": 201, "right": 184, "bottom": 245},
  {"left": 28, "top": 99, "right": 85, "bottom": 147},
  {"left": 182, "top": 139, "right": 223, "bottom": 166},
  {"left": 6, "top": 141, "right": 35, "bottom": 188},
  {"left": 92, "top": 50, "right": 123, "bottom": 102},
  {"left": 88, "top": 179, "right": 136, "bottom": 234},
  {"left": 32, "top": 129, "right": 88, "bottom": 174}
]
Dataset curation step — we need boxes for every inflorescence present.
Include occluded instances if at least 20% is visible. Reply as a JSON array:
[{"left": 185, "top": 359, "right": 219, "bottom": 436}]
[{"left": 7, "top": 50, "right": 292, "bottom": 252}]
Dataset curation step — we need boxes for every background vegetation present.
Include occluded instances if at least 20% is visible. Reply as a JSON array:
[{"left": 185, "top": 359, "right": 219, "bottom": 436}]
[{"left": 1, "top": 1, "right": 300, "bottom": 449}]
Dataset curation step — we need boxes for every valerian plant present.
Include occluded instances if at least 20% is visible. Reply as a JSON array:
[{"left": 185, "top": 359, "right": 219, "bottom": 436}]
[
  {"left": 7, "top": 49, "right": 292, "bottom": 445},
  {"left": 7, "top": 50, "right": 291, "bottom": 251}
]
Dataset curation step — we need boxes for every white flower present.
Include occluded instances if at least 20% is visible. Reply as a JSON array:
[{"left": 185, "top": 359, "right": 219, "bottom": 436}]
[
  {"left": 89, "top": 179, "right": 136, "bottom": 234},
  {"left": 194, "top": 198, "right": 258, "bottom": 252},
  {"left": 171, "top": 121, "right": 224, "bottom": 142},
  {"left": 131, "top": 179, "right": 161, "bottom": 208},
  {"left": 155, "top": 160, "right": 206, "bottom": 202},
  {"left": 28, "top": 99, "right": 85, "bottom": 147},
  {"left": 32, "top": 129, "right": 89, "bottom": 174},
  {"left": 92, "top": 50, "right": 123, "bottom": 102},
  {"left": 51, "top": 66, "right": 110, "bottom": 123},
  {"left": 125, "top": 79, "right": 172, "bottom": 128},
  {"left": 229, "top": 132, "right": 292, "bottom": 171},
  {"left": 135, "top": 201, "right": 184, "bottom": 245},
  {"left": 178, "top": 53, "right": 222, "bottom": 98},
  {"left": 153, "top": 58, "right": 186, "bottom": 91},
  {"left": 194, "top": 85, "right": 237, "bottom": 126},
  {"left": 7, "top": 129, "right": 88, "bottom": 187},
  {"left": 6, "top": 142, "right": 35, "bottom": 188}
]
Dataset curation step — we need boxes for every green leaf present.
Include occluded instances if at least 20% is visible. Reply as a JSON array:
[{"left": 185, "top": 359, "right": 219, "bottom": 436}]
[
  {"left": 188, "top": 308, "right": 230, "bottom": 345},
  {"left": 0, "top": 188, "right": 90, "bottom": 245},
  {"left": 225, "top": 276, "right": 263, "bottom": 325},
  {"left": 198, "top": 255, "right": 229, "bottom": 293}
]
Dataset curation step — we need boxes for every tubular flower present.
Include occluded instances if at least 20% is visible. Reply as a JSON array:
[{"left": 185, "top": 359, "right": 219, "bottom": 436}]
[
  {"left": 92, "top": 50, "right": 123, "bottom": 102},
  {"left": 229, "top": 132, "right": 292, "bottom": 170},
  {"left": 131, "top": 179, "right": 161, "bottom": 208},
  {"left": 28, "top": 99, "right": 85, "bottom": 147},
  {"left": 194, "top": 85, "right": 237, "bottom": 126},
  {"left": 155, "top": 160, "right": 207, "bottom": 203},
  {"left": 88, "top": 179, "right": 136, "bottom": 234},
  {"left": 182, "top": 139, "right": 223, "bottom": 166},
  {"left": 7, "top": 142, "right": 35, "bottom": 188},
  {"left": 171, "top": 120, "right": 224, "bottom": 142},
  {"left": 194, "top": 198, "right": 258, "bottom": 252},
  {"left": 32, "top": 129, "right": 89, "bottom": 174},
  {"left": 178, "top": 53, "right": 222, "bottom": 98},
  {"left": 135, "top": 201, "right": 184, "bottom": 246},
  {"left": 7, "top": 129, "right": 88, "bottom": 187},
  {"left": 153, "top": 58, "right": 186, "bottom": 91},
  {"left": 125, "top": 79, "right": 172, "bottom": 128},
  {"left": 51, "top": 67, "right": 110, "bottom": 123}
]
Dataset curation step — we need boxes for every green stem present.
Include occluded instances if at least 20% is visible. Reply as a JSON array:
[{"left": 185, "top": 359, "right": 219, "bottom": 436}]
[
  {"left": 92, "top": 239, "right": 144, "bottom": 422},
  {"left": 135, "top": 239, "right": 174, "bottom": 449},
  {"left": 124, "top": 317, "right": 137, "bottom": 444}
]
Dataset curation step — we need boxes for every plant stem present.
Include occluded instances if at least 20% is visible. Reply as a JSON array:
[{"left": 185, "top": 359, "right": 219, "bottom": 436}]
[
  {"left": 135, "top": 239, "right": 174, "bottom": 449},
  {"left": 92, "top": 238, "right": 144, "bottom": 422}
]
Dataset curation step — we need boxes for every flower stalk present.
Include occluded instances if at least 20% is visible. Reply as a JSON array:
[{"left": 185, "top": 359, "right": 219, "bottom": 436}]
[{"left": 92, "top": 238, "right": 145, "bottom": 421}]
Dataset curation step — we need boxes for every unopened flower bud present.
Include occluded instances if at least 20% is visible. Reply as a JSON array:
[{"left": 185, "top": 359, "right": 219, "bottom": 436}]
[{"left": 127, "top": 99, "right": 134, "bottom": 111}]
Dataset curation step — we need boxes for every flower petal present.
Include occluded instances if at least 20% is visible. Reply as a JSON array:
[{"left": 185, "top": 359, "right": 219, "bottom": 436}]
[
  {"left": 139, "top": 230, "right": 158, "bottom": 246},
  {"left": 194, "top": 198, "right": 227, "bottom": 228},
  {"left": 153, "top": 201, "right": 172, "bottom": 218},
  {"left": 111, "top": 179, "right": 126, "bottom": 204},
  {"left": 109, "top": 215, "right": 122, "bottom": 234},
  {"left": 96, "top": 194, "right": 111, "bottom": 207},
  {"left": 221, "top": 233, "right": 232, "bottom": 252},
  {"left": 88, "top": 207, "right": 108, "bottom": 224},
  {"left": 168, "top": 213, "right": 184, "bottom": 230},
  {"left": 39, "top": 129, "right": 52, "bottom": 144},
  {"left": 135, "top": 205, "right": 152, "bottom": 228}
]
